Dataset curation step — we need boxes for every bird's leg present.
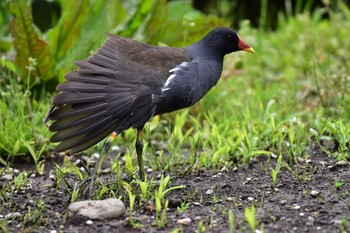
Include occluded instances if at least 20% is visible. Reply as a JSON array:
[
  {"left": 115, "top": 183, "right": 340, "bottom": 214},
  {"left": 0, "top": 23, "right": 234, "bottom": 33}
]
[
  {"left": 135, "top": 128, "right": 145, "bottom": 180},
  {"left": 87, "top": 131, "right": 117, "bottom": 198}
]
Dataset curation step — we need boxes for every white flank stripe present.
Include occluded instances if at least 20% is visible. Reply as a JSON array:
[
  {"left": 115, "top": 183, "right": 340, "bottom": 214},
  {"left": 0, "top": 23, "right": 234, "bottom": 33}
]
[{"left": 162, "top": 61, "right": 189, "bottom": 92}]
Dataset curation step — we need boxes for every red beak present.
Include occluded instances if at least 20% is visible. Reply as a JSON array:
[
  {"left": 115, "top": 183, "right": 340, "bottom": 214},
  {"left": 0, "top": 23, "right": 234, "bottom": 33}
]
[{"left": 238, "top": 35, "right": 255, "bottom": 53}]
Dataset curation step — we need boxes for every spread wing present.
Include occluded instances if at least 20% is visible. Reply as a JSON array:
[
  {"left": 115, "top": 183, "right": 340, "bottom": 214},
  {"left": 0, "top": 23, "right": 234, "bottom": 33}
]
[{"left": 45, "top": 35, "right": 186, "bottom": 153}]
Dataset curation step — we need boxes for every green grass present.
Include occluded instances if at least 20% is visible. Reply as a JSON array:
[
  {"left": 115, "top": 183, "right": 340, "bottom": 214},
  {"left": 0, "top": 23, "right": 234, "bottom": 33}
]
[{"left": 0, "top": 9, "right": 349, "bottom": 233}]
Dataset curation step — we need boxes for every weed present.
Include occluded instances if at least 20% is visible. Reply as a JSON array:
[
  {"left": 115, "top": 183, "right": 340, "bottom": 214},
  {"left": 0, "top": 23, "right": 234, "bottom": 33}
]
[
  {"left": 334, "top": 181, "right": 344, "bottom": 189},
  {"left": 270, "top": 154, "right": 283, "bottom": 190},
  {"left": 245, "top": 205, "right": 257, "bottom": 233},
  {"left": 228, "top": 209, "right": 235, "bottom": 233},
  {"left": 177, "top": 202, "right": 189, "bottom": 213}
]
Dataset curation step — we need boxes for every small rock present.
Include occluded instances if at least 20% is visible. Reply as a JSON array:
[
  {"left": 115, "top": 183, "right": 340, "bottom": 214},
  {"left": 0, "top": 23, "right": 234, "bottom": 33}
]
[
  {"left": 5, "top": 212, "right": 22, "bottom": 220},
  {"left": 194, "top": 216, "right": 201, "bottom": 221},
  {"left": 73, "top": 159, "right": 81, "bottom": 166},
  {"left": 177, "top": 217, "right": 191, "bottom": 225},
  {"left": 13, "top": 169, "right": 20, "bottom": 174},
  {"left": 143, "top": 201, "right": 155, "bottom": 213},
  {"left": 335, "top": 160, "right": 348, "bottom": 166},
  {"left": 205, "top": 189, "right": 213, "bottom": 195},
  {"left": 30, "top": 173, "right": 36, "bottom": 178},
  {"left": 111, "top": 146, "right": 120, "bottom": 151},
  {"left": 101, "top": 168, "right": 111, "bottom": 174},
  {"left": 300, "top": 212, "right": 304, "bottom": 216},
  {"left": 68, "top": 198, "right": 125, "bottom": 220},
  {"left": 85, "top": 220, "right": 93, "bottom": 225},
  {"left": 310, "top": 190, "right": 319, "bottom": 197},
  {"left": 193, "top": 202, "right": 201, "bottom": 206},
  {"left": 293, "top": 205, "right": 301, "bottom": 210},
  {"left": 226, "top": 197, "right": 233, "bottom": 201},
  {"left": 280, "top": 200, "right": 287, "bottom": 205},
  {"left": 146, "top": 168, "right": 153, "bottom": 173},
  {"left": 50, "top": 230, "right": 57, "bottom": 233},
  {"left": 247, "top": 197, "right": 254, "bottom": 202},
  {"left": 49, "top": 174, "right": 55, "bottom": 179},
  {"left": 92, "top": 153, "right": 100, "bottom": 159},
  {"left": 1, "top": 174, "right": 13, "bottom": 181}
]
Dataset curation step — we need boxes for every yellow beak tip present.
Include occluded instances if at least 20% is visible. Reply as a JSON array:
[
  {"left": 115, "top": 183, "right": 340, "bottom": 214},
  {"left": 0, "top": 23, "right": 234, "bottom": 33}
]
[{"left": 243, "top": 47, "right": 255, "bottom": 53}]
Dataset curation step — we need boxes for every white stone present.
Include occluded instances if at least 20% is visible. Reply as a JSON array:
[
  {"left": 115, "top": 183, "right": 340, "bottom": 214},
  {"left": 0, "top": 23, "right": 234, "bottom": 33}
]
[
  {"left": 205, "top": 189, "right": 213, "bottom": 195},
  {"left": 68, "top": 198, "right": 125, "bottom": 220},
  {"left": 1, "top": 174, "right": 13, "bottom": 181},
  {"left": 146, "top": 168, "right": 153, "bottom": 173},
  {"left": 335, "top": 160, "right": 348, "bottom": 166},
  {"left": 177, "top": 217, "right": 191, "bottom": 225},
  {"left": 85, "top": 220, "right": 93, "bottom": 225},
  {"left": 293, "top": 205, "right": 301, "bottom": 210},
  {"left": 111, "top": 146, "right": 120, "bottom": 151},
  {"left": 300, "top": 212, "right": 304, "bottom": 216},
  {"left": 310, "top": 190, "right": 319, "bottom": 196}
]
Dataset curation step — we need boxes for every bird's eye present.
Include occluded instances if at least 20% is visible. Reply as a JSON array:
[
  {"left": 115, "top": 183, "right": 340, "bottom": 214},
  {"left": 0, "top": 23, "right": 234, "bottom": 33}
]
[{"left": 227, "top": 35, "right": 233, "bottom": 39}]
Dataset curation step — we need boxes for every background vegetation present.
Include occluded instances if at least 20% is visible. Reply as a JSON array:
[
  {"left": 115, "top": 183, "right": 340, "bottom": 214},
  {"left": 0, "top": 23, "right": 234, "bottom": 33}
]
[
  {"left": 0, "top": 0, "right": 349, "bottom": 174},
  {"left": 0, "top": 0, "right": 349, "bottom": 232}
]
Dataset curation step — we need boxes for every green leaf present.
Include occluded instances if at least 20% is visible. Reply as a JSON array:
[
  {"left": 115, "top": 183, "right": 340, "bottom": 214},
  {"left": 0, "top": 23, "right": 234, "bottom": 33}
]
[{"left": 10, "top": 0, "right": 55, "bottom": 80}]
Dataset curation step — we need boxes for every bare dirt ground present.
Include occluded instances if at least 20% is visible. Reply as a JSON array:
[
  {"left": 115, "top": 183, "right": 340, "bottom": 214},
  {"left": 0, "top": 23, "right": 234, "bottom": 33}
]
[{"left": 1, "top": 142, "right": 349, "bottom": 233}]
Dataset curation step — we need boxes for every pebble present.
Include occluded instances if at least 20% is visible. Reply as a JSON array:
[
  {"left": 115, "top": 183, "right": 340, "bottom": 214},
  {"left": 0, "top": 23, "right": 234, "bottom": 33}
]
[
  {"left": 299, "top": 212, "right": 304, "bottom": 216},
  {"left": 293, "top": 205, "right": 301, "bottom": 210},
  {"left": 50, "top": 230, "right": 57, "bottom": 233},
  {"left": 310, "top": 190, "right": 319, "bottom": 197},
  {"left": 307, "top": 216, "right": 315, "bottom": 225},
  {"left": 111, "top": 145, "right": 120, "bottom": 151},
  {"left": 30, "top": 173, "right": 36, "bottom": 178},
  {"left": 177, "top": 217, "right": 191, "bottom": 225},
  {"left": 193, "top": 202, "right": 201, "bottom": 206},
  {"left": 247, "top": 197, "right": 254, "bottom": 202},
  {"left": 335, "top": 160, "right": 348, "bottom": 166},
  {"left": 68, "top": 198, "right": 126, "bottom": 220},
  {"left": 146, "top": 168, "right": 153, "bottom": 173},
  {"left": 5, "top": 212, "right": 22, "bottom": 220},
  {"left": 73, "top": 159, "right": 81, "bottom": 166},
  {"left": 205, "top": 189, "right": 213, "bottom": 195},
  {"left": 13, "top": 169, "right": 20, "bottom": 174},
  {"left": 92, "top": 153, "right": 100, "bottom": 159},
  {"left": 85, "top": 220, "right": 93, "bottom": 225},
  {"left": 49, "top": 174, "right": 55, "bottom": 179},
  {"left": 280, "top": 200, "right": 287, "bottom": 205},
  {"left": 194, "top": 216, "right": 202, "bottom": 221},
  {"left": 226, "top": 197, "right": 233, "bottom": 201},
  {"left": 1, "top": 174, "right": 13, "bottom": 181}
]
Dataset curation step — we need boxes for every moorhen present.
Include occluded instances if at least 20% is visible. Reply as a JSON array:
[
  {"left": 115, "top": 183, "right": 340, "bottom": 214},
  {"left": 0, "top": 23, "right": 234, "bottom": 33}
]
[{"left": 44, "top": 27, "right": 254, "bottom": 193}]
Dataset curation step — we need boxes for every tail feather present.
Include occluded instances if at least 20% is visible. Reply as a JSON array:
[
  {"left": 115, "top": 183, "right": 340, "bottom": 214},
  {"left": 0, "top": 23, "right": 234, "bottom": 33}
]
[
  {"left": 49, "top": 102, "right": 107, "bottom": 120},
  {"left": 53, "top": 92, "right": 105, "bottom": 105},
  {"left": 49, "top": 110, "right": 107, "bottom": 131}
]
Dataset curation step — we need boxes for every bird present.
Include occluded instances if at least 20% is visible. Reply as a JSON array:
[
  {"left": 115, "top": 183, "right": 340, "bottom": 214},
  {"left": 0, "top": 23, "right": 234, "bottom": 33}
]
[{"left": 44, "top": 27, "right": 254, "bottom": 194}]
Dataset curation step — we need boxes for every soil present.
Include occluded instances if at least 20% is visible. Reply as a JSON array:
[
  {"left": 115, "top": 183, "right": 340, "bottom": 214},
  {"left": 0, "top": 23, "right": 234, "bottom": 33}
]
[{"left": 1, "top": 143, "right": 349, "bottom": 233}]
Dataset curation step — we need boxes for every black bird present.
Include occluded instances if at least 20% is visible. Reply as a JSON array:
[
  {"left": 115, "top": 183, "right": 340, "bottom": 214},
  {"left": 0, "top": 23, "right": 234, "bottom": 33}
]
[{"left": 44, "top": 27, "right": 254, "bottom": 185}]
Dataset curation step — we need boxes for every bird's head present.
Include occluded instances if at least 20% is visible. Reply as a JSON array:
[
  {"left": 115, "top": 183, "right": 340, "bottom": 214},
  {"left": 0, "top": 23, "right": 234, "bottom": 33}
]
[{"left": 201, "top": 27, "right": 255, "bottom": 56}]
